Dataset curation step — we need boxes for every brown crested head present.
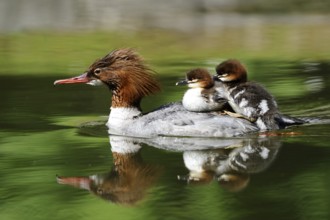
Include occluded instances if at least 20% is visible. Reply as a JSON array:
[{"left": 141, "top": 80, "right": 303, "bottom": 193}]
[
  {"left": 215, "top": 59, "right": 247, "bottom": 84},
  {"left": 87, "top": 48, "right": 161, "bottom": 107},
  {"left": 176, "top": 68, "right": 214, "bottom": 89}
]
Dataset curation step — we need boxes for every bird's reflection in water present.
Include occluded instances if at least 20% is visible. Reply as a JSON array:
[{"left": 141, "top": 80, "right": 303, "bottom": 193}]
[
  {"left": 177, "top": 137, "right": 281, "bottom": 192},
  {"left": 57, "top": 136, "right": 161, "bottom": 205},
  {"left": 57, "top": 134, "right": 281, "bottom": 204}
]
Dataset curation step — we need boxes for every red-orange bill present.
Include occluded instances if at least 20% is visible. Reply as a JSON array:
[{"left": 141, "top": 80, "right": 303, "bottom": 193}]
[{"left": 54, "top": 73, "right": 91, "bottom": 85}]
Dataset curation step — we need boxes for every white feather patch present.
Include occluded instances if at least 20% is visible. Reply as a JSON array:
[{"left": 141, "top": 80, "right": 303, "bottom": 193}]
[
  {"left": 107, "top": 107, "right": 141, "bottom": 127},
  {"left": 182, "top": 88, "right": 225, "bottom": 112},
  {"left": 258, "top": 99, "right": 269, "bottom": 114},
  {"left": 256, "top": 118, "right": 267, "bottom": 130},
  {"left": 239, "top": 98, "right": 249, "bottom": 108},
  {"left": 87, "top": 79, "right": 103, "bottom": 86},
  {"left": 234, "top": 89, "right": 246, "bottom": 99}
]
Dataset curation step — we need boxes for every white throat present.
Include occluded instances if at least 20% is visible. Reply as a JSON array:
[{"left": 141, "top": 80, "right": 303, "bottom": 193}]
[
  {"left": 107, "top": 107, "right": 141, "bottom": 129},
  {"left": 87, "top": 79, "right": 103, "bottom": 86}
]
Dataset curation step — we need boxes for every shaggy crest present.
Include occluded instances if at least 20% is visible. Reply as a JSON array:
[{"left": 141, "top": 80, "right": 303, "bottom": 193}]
[
  {"left": 88, "top": 48, "right": 144, "bottom": 70},
  {"left": 87, "top": 48, "right": 161, "bottom": 107}
]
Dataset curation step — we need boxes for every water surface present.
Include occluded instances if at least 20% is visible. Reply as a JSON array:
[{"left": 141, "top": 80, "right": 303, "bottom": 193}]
[{"left": 1, "top": 58, "right": 330, "bottom": 220}]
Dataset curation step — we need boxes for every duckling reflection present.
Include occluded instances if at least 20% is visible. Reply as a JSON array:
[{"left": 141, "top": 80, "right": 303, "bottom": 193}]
[
  {"left": 177, "top": 137, "right": 281, "bottom": 192},
  {"left": 57, "top": 136, "right": 160, "bottom": 205},
  {"left": 120, "top": 135, "right": 281, "bottom": 191}
]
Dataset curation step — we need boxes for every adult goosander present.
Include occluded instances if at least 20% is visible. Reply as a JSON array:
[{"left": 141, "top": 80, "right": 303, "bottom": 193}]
[
  {"left": 54, "top": 48, "right": 302, "bottom": 137},
  {"left": 215, "top": 59, "right": 302, "bottom": 130},
  {"left": 176, "top": 68, "right": 227, "bottom": 112}
]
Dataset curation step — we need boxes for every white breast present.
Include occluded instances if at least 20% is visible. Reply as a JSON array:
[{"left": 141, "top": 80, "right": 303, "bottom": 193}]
[
  {"left": 107, "top": 107, "right": 142, "bottom": 135},
  {"left": 182, "top": 88, "right": 224, "bottom": 112}
]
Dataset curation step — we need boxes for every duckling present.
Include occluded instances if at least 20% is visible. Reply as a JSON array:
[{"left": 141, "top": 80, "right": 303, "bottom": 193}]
[
  {"left": 176, "top": 68, "right": 227, "bottom": 112},
  {"left": 215, "top": 59, "right": 280, "bottom": 130}
]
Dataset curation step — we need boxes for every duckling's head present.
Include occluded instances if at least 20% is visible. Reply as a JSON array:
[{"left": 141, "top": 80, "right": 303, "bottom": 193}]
[
  {"left": 176, "top": 68, "right": 214, "bottom": 89},
  {"left": 215, "top": 59, "right": 247, "bottom": 84}
]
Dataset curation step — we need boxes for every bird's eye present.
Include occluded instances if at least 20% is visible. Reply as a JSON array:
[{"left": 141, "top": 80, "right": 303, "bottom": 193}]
[{"left": 94, "top": 68, "right": 101, "bottom": 75}]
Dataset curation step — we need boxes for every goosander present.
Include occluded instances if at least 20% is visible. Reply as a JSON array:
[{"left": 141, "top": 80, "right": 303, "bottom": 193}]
[
  {"left": 176, "top": 68, "right": 227, "bottom": 112},
  {"left": 54, "top": 49, "right": 299, "bottom": 137},
  {"left": 215, "top": 59, "right": 293, "bottom": 130}
]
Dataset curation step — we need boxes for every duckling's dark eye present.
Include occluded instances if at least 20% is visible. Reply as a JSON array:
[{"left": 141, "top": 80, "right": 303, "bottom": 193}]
[{"left": 94, "top": 68, "right": 101, "bottom": 75}]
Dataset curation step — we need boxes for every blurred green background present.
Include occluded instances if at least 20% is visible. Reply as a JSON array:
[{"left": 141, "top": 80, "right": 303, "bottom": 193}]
[{"left": 1, "top": 0, "right": 330, "bottom": 75}]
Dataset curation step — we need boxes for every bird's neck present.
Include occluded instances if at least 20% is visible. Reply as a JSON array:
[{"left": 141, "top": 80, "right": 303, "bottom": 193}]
[{"left": 111, "top": 89, "right": 142, "bottom": 109}]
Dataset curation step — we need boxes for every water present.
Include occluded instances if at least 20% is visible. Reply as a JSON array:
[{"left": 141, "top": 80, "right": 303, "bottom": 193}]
[{"left": 1, "top": 53, "right": 330, "bottom": 219}]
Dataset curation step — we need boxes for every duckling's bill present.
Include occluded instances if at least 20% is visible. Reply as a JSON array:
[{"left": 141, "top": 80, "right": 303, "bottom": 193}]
[{"left": 176, "top": 79, "right": 189, "bottom": 86}]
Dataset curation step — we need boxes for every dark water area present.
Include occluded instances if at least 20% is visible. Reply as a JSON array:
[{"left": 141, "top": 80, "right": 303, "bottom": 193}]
[{"left": 1, "top": 59, "right": 330, "bottom": 220}]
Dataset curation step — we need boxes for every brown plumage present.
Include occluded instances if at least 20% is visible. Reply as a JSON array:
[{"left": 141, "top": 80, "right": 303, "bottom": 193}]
[
  {"left": 186, "top": 68, "right": 215, "bottom": 89},
  {"left": 216, "top": 59, "right": 247, "bottom": 84},
  {"left": 86, "top": 48, "right": 161, "bottom": 108}
]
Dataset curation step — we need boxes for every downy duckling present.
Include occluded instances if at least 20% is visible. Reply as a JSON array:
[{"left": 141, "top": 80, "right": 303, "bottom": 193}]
[{"left": 176, "top": 68, "right": 227, "bottom": 112}]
